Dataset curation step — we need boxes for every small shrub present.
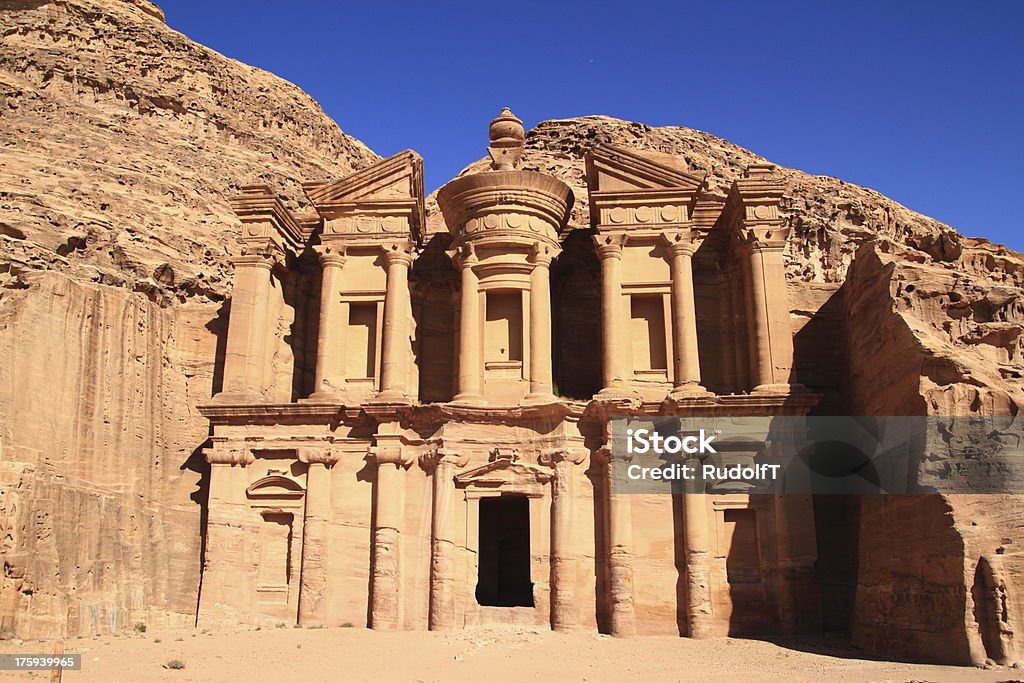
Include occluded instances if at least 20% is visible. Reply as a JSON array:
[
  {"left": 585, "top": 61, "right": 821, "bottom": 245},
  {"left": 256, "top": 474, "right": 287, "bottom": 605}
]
[
  {"left": 340, "top": 622, "right": 354, "bottom": 628},
  {"left": 306, "top": 625, "right": 323, "bottom": 630},
  {"left": 275, "top": 623, "right": 286, "bottom": 629},
  {"left": 165, "top": 659, "right": 185, "bottom": 670},
  {"left": 153, "top": 638, "right": 161, "bottom": 644},
  {"left": 134, "top": 622, "right": 147, "bottom": 634}
]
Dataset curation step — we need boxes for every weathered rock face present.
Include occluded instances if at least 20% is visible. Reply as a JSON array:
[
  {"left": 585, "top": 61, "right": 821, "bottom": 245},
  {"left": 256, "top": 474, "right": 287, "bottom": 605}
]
[
  {"left": 3, "top": 0, "right": 1024, "bottom": 665},
  {"left": 1, "top": 0, "right": 377, "bottom": 301},
  {"left": 0, "top": 0, "right": 376, "bottom": 637}
]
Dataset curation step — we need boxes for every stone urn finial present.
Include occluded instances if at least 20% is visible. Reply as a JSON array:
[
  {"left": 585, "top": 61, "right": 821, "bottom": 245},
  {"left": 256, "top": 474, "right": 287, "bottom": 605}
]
[{"left": 488, "top": 107, "right": 525, "bottom": 170}]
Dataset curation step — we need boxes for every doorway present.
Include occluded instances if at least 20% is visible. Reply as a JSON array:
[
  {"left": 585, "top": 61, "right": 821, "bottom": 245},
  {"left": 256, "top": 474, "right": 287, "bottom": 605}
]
[{"left": 476, "top": 496, "right": 534, "bottom": 607}]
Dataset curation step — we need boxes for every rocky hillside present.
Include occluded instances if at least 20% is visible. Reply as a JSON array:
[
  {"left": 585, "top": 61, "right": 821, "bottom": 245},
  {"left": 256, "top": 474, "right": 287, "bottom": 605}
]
[
  {"left": 0, "top": 0, "right": 377, "bottom": 304},
  {"left": 0, "top": 0, "right": 376, "bottom": 637},
  {"left": 1, "top": 0, "right": 1022, "bottom": 642}
]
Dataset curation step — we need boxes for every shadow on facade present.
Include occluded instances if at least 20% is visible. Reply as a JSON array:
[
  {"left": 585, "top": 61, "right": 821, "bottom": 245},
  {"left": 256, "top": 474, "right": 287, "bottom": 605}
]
[
  {"left": 412, "top": 233, "right": 458, "bottom": 403},
  {"left": 551, "top": 228, "right": 603, "bottom": 400}
]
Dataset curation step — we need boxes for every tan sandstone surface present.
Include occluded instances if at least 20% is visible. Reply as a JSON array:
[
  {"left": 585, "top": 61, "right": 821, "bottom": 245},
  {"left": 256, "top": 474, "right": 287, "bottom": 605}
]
[
  {"left": 0, "top": 625, "right": 1019, "bottom": 682},
  {"left": 0, "top": 0, "right": 375, "bottom": 637},
  {"left": 1, "top": 0, "right": 1024, "bottom": 672}
]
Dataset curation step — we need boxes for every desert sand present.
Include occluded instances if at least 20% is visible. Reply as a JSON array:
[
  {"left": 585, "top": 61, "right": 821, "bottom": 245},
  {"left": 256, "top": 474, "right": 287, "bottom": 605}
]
[{"left": 1, "top": 625, "right": 1019, "bottom": 682}]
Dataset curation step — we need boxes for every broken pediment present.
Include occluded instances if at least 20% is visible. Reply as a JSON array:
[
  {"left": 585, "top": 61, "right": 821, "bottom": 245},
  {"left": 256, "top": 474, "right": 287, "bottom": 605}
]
[
  {"left": 585, "top": 144, "right": 704, "bottom": 194},
  {"left": 229, "top": 184, "right": 304, "bottom": 250},
  {"left": 245, "top": 474, "right": 305, "bottom": 500},
  {"left": 302, "top": 150, "right": 425, "bottom": 243},
  {"left": 455, "top": 458, "right": 552, "bottom": 490}
]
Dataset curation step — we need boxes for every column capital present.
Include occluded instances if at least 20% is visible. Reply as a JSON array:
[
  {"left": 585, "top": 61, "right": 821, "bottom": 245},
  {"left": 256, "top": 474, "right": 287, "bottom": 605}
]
[
  {"left": 539, "top": 447, "right": 588, "bottom": 468},
  {"left": 595, "top": 446, "right": 632, "bottom": 465},
  {"left": 230, "top": 250, "right": 278, "bottom": 271},
  {"left": 447, "top": 242, "right": 479, "bottom": 270},
  {"left": 419, "top": 449, "right": 470, "bottom": 472},
  {"left": 297, "top": 446, "right": 339, "bottom": 466},
  {"left": 370, "top": 445, "right": 415, "bottom": 468},
  {"left": 593, "top": 233, "right": 626, "bottom": 260},
  {"left": 382, "top": 240, "right": 417, "bottom": 267},
  {"left": 313, "top": 243, "right": 347, "bottom": 268},
  {"left": 739, "top": 226, "right": 790, "bottom": 252},
  {"left": 662, "top": 230, "right": 699, "bottom": 257},
  {"left": 529, "top": 241, "right": 560, "bottom": 267},
  {"left": 203, "top": 444, "right": 254, "bottom": 466}
]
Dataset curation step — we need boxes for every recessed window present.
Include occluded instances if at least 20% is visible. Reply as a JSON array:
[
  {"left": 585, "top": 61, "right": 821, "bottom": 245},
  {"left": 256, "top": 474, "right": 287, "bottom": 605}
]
[
  {"left": 346, "top": 303, "right": 378, "bottom": 379},
  {"left": 485, "top": 291, "right": 523, "bottom": 363},
  {"left": 724, "top": 509, "right": 761, "bottom": 586},
  {"left": 630, "top": 295, "right": 667, "bottom": 371},
  {"left": 257, "top": 512, "right": 293, "bottom": 589}
]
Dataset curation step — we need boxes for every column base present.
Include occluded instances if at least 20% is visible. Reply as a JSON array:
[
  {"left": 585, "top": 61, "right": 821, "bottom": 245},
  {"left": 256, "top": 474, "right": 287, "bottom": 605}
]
[
  {"left": 752, "top": 383, "right": 806, "bottom": 395},
  {"left": 595, "top": 385, "right": 642, "bottom": 402},
  {"left": 210, "top": 390, "right": 266, "bottom": 404},
  {"left": 667, "top": 383, "right": 714, "bottom": 400},
  {"left": 370, "top": 389, "right": 412, "bottom": 405},
  {"left": 551, "top": 622, "right": 582, "bottom": 633},
  {"left": 450, "top": 392, "right": 487, "bottom": 407},
  {"left": 301, "top": 390, "right": 345, "bottom": 404},
  {"left": 522, "top": 391, "right": 559, "bottom": 406}
]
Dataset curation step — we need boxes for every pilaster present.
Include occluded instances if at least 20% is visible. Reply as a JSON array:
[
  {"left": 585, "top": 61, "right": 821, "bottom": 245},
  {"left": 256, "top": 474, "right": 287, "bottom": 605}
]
[
  {"left": 308, "top": 245, "right": 347, "bottom": 400},
  {"left": 376, "top": 241, "right": 416, "bottom": 403},
  {"left": 421, "top": 449, "right": 470, "bottom": 631},
  {"left": 539, "top": 447, "right": 588, "bottom": 631}
]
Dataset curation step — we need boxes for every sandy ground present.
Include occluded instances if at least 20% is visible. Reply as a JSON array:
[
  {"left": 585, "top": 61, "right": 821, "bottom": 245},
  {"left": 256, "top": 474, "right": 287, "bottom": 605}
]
[{"left": 1, "top": 625, "right": 1021, "bottom": 683}]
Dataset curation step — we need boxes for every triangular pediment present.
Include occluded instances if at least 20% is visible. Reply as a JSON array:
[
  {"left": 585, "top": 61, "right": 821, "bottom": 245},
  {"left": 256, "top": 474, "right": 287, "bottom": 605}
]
[
  {"left": 585, "top": 144, "right": 704, "bottom": 193},
  {"left": 454, "top": 459, "right": 551, "bottom": 488},
  {"left": 304, "top": 150, "right": 423, "bottom": 205},
  {"left": 303, "top": 150, "right": 425, "bottom": 240}
]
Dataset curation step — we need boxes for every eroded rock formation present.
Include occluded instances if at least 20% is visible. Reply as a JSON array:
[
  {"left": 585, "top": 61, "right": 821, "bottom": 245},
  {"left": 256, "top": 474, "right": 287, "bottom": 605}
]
[
  {"left": 2, "top": 0, "right": 1023, "bottom": 667},
  {"left": 0, "top": 0, "right": 375, "bottom": 636}
]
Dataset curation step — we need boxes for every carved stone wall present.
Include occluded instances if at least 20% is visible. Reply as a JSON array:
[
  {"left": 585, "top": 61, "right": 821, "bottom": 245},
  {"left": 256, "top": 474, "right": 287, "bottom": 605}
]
[{"left": 3, "top": 1, "right": 1024, "bottom": 667}]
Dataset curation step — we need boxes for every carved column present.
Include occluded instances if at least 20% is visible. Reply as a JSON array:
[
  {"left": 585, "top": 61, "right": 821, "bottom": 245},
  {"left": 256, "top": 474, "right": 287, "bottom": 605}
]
[
  {"left": 422, "top": 450, "right": 467, "bottom": 630},
  {"left": 542, "top": 448, "right": 586, "bottom": 631},
  {"left": 369, "top": 445, "right": 408, "bottom": 631},
  {"left": 731, "top": 164, "right": 798, "bottom": 393},
  {"left": 595, "top": 236, "right": 627, "bottom": 393},
  {"left": 309, "top": 246, "right": 346, "bottom": 399},
  {"left": 728, "top": 263, "right": 750, "bottom": 393},
  {"left": 453, "top": 247, "right": 484, "bottom": 404},
  {"left": 219, "top": 249, "right": 277, "bottom": 399},
  {"left": 298, "top": 447, "right": 336, "bottom": 626},
  {"left": 744, "top": 239, "right": 794, "bottom": 392},
  {"left": 601, "top": 448, "right": 636, "bottom": 636},
  {"left": 525, "top": 243, "right": 557, "bottom": 403},
  {"left": 377, "top": 242, "right": 415, "bottom": 402},
  {"left": 682, "top": 477, "right": 714, "bottom": 638},
  {"left": 664, "top": 233, "right": 709, "bottom": 397}
]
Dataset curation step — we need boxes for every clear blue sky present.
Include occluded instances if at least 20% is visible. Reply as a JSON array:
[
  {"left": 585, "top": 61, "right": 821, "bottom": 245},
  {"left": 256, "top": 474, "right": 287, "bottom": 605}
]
[{"left": 160, "top": 0, "right": 1023, "bottom": 250}]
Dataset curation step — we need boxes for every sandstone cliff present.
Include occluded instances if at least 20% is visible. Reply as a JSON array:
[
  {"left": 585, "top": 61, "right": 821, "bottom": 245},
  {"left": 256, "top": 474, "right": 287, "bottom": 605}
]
[
  {"left": 0, "top": 0, "right": 376, "bottom": 637},
  {"left": 3, "top": 0, "right": 1024, "bottom": 654}
]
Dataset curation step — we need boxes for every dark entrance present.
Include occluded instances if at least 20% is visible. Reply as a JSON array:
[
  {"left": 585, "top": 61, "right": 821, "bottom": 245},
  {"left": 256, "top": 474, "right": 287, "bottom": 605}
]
[{"left": 476, "top": 495, "right": 534, "bottom": 607}]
